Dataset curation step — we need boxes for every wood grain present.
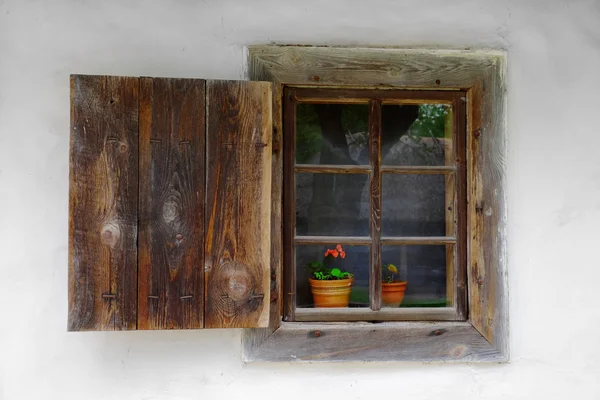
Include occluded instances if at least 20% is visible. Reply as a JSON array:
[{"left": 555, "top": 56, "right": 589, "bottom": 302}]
[
  {"left": 380, "top": 236, "right": 456, "bottom": 245},
  {"left": 380, "top": 165, "right": 456, "bottom": 174},
  {"left": 294, "top": 164, "right": 371, "bottom": 174},
  {"left": 369, "top": 100, "right": 382, "bottom": 311},
  {"left": 68, "top": 75, "right": 139, "bottom": 331},
  {"left": 444, "top": 107, "right": 457, "bottom": 308},
  {"left": 293, "top": 87, "right": 458, "bottom": 103},
  {"left": 282, "top": 87, "right": 297, "bottom": 322},
  {"left": 294, "top": 236, "right": 372, "bottom": 245},
  {"left": 270, "top": 83, "right": 284, "bottom": 329},
  {"left": 205, "top": 80, "right": 272, "bottom": 328},
  {"left": 137, "top": 78, "right": 206, "bottom": 330},
  {"left": 454, "top": 91, "right": 468, "bottom": 320},
  {"left": 249, "top": 46, "right": 498, "bottom": 89},
  {"left": 242, "top": 63, "right": 284, "bottom": 353},
  {"left": 244, "top": 321, "right": 503, "bottom": 362},
  {"left": 467, "top": 60, "right": 509, "bottom": 358}
]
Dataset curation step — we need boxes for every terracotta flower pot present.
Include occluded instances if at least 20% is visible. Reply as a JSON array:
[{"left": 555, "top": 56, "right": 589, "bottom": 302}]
[
  {"left": 382, "top": 281, "right": 408, "bottom": 307},
  {"left": 308, "top": 278, "right": 354, "bottom": 308}
]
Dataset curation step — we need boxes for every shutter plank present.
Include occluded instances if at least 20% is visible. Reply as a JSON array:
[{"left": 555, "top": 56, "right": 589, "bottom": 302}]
[
  {"left": 138, "top": 78, "right": 206, "bottom": 329},
  {"left": 68, "top": 75, "right": 139, "bottom": 331},
  {"left": 205, "top": 80, "right": 272, "bottom": 328}
]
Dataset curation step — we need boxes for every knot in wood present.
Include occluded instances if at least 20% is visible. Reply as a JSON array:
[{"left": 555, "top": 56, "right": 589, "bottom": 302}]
[
  {"left": 162, "top": 199, "right": 178, "bottom": 223},
  {"left": 428, "top": 328, "right": 448, "bottom": 336},
  {"left": 219, "top": 261, "right": 254, "bottom": 302},
  {"left": 451, "top": 345, "right": 467, "bottom": 358},
  {"left": 100, "top": 223, "right": 120, "bottom": 248}
]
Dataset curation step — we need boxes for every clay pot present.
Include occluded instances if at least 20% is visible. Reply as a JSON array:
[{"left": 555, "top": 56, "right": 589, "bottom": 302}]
[
  {"left": 382, "top": 281, "right": 408, "bottom": 307},
  {"left": 308, "top": 278, "right": 354, "bottom": 308}
]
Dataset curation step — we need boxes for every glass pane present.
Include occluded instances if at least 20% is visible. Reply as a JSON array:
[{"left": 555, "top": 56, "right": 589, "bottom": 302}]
[
  {"left": 381, "top": 174, "right": 450, "bottom": 237},
  {"left": 381, "top": 245, "right": 450, "bottom": 308},
  {"left": 296, "top": 103, "right": 369, "bottom": 165},
  {"left": 381, "top": 104, "right": 453, "bottom": 166},
  {"left": 296, "top": 245, "right": 370, "bottom": 308},
  {"left": 296, "top": 173, "right": 370, "bottom": 236}
]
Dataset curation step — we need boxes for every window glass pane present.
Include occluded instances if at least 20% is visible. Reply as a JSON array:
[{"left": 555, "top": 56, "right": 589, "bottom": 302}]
[
  {"left": 381, "top": 245, "right": 450, "bottom": 308},
  {"left": 296, "top": 173, "right": 369, "bottom": 237},
  {"left": 296, "top": 103, "right": 369, "bottom": 165},
  {"left": 381, "top": 174, "right": 450, "bottom": 237},
  {"left": 296, "top": 244, "right": 369, "bottom": 308},
  {"left": 381, "top": 104, "right": 453, "bottom": 166}
]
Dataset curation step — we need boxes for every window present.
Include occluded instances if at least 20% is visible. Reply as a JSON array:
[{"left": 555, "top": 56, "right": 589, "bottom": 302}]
[
  {"left": 284, "top": 88, "right": 467, "bottom": 322},
  {"left": 244, "top": 45, "right": 508, "bottom": 362},
  {"left": 67, "top": 46, "right": 508, "bottom": 363}
]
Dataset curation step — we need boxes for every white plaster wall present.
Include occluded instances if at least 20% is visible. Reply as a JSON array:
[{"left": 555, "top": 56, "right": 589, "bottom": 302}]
[{"left": 1, "top": 0, "right": 599, "bottom": 398}]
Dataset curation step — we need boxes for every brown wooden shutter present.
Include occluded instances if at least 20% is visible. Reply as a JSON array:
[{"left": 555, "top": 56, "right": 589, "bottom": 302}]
[
  {"left": 68, "top": 75, "right": 272, "bottom": 331},
  {"left": 68, "top": 75, "right": 139, "bottom": 331},
  {"left": 205, "top": 81, "right": 272, "bottom": 328},
  {"left": 137, "top": 78, "right": 206, "bottom": 330}
]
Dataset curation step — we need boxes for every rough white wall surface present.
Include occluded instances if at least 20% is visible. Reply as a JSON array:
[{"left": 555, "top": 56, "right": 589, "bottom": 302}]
[{"left": 1, "top": 0, "right": 599, "bottom": 399}]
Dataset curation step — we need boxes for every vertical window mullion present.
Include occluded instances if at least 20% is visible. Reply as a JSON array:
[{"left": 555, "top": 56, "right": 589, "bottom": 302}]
[{"left": 369, "top": 99, "right": 382, "bottom": 311}]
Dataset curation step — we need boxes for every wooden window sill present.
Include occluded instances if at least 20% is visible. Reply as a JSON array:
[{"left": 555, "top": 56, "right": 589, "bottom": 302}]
[{"left": 243, "top": 321, "right": 506, "bottom": 363}]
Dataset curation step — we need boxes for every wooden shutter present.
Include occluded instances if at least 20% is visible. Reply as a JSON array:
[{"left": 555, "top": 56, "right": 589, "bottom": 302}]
[
  {"left": 205, "top": 81, "right": 272, "bottom": 328},
  {"left": 68, "top": 75, "right": 139, "bottom": 331},
  {"left": 137, "top": 78, "right": 206, "bottom": 330},
  {"left": 68, "top": 75, "right": 272, "bottom": 331}
]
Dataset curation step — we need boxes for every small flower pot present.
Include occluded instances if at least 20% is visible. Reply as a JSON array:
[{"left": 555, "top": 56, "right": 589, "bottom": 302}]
[
  {"left": 308, "top": 278, "right": 354, "bottom": 308},
  {"left": 382, "top": 281, "right": 408, "bottom": 307}
]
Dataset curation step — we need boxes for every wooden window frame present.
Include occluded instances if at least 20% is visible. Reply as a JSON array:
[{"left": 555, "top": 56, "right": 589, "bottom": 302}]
[
  {"left": 243, "top": 46, "right": 508, "bottom": 362},
  {"left": 283, "top": 88, "right": 468, "bottom": 322}
]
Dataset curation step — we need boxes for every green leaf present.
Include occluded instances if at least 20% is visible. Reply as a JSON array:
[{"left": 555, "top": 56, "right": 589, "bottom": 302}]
[{"left": 330, "top": 268, "right": 342, "bottom": 278}]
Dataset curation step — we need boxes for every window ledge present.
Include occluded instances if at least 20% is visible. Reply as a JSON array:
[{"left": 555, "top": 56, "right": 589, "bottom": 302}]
[{"left": 243, "top": 321, "right": 506, "bottom": 363}]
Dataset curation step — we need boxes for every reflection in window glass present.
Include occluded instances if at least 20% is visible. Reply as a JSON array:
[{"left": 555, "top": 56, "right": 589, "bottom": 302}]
[
  {"left": 296, "top": 173, "right": 370, "bottom": 237},
  {"left": 381, "top": 245, "right": 449, "bottom": 308},
  {"left": 381, "top": 174, "right": 448, "bottom": 237},
  {"left": 381, "top": 104, "right": 452, "bottom": 166},
  {"left": 296, "top": 104, "right": 369, "bottom": 165}
]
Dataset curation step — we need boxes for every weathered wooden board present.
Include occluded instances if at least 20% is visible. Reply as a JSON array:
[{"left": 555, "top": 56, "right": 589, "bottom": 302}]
[
  {"left": 368, "top": 100, "right": 382, "bottom": 311},
  {"left": 68, "top": 75, "right": 139, "bottom": 331},
  {"left": 453, "top": 91, "right": 468, "bottom": 321},
  {"left": 244, "top": 321, "right": 503, "bottom": 362},
  {"left": 468, "top": 60, "right": 509, "bottom": 358},
  {"left": 282, "top": 88, "right": 297, "bottom": 322},
  {"left": 249, "top": 46, "right": 498, "bottom": 89},
  {"left": 242, "top": 66, "right": 284, "bottom": 349},
  {"left": 205, "top": 80, "right": 272, "bottom": 328},
  {"left": 137, "top": 78, "right": 206, "bottom": 329}
]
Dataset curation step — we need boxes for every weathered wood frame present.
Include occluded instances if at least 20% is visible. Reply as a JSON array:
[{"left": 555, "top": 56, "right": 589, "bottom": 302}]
[
  {"left": 243, "top": 46, "right": 508, "bottom": 362},
  {"left": 282, "top": 87, "right": 467, "bottom": 322}
]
